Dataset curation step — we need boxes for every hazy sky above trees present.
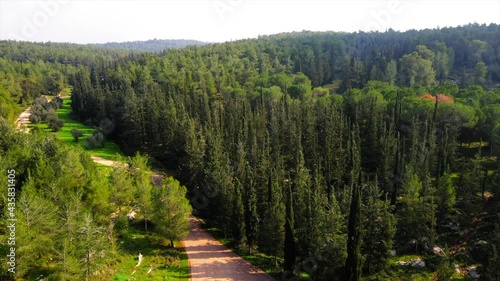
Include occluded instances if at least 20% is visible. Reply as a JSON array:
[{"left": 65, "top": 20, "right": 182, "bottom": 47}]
[{"left": 1, "top": 0, "right": 499, "bottom": 44}]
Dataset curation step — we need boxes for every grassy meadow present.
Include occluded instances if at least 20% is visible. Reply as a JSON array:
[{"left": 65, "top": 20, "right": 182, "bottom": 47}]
[{"left": 29, "top": 98, "right": 125, "bottom": 160}]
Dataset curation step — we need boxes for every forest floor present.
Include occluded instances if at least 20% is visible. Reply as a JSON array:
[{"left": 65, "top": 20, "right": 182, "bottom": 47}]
[
  {"left": 182, "top": 216, "right": 276, "bottom": 281},
  {"left": 111, "top": 220, "right": 190, "bottom": 281}
]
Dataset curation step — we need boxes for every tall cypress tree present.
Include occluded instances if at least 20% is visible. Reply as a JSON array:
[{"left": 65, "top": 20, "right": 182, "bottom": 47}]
[
  {"left": 344, "top": 173, "right": 363, "bottom": 281},
  {"left": 284, "top": 174, "right": 296, "bottom": 273},
  {"left": 344, "top": 127, "right": 364, "bottom": 281}
]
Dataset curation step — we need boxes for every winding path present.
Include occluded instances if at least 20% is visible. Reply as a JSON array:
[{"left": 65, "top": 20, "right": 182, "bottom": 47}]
[
  {"left": 91, "top": 155, "right": 120, "bottom": 166},
  {"left": 16, "top": 107, "right": 31, "bottom": 132},
  {"left": 182, "top": 216, "right": 276, "bottom": 281}
]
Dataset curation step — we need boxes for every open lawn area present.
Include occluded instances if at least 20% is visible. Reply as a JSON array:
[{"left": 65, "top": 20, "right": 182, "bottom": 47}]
[{"left": 30, "top": 98, "right": 125, "bottom": 160}]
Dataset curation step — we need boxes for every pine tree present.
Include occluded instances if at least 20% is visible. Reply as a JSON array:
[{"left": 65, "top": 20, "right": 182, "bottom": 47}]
[
  {"left": 244, "top": 124, "right": 260, "bottom": 254},
  {"left": 361, "top": 179, "right": 396, "bottom": 274},
  {"left": 12, "top": 179, "right": 57, "bottom": 278},
  {"left": 203, "top": 127, "right": 234, "bottom": 236},
  {"left": 293, "top": 145, "right": 312, "bottom": 258},
  {"left": 55, "top": 191, "right": 87, "bottom": 280},
  {"left": 284, "top": 173, "right": 296, "bottom": 273},
  {"left": 150, "top": 177, "right": 192, "bottom": 247},
  {"left": 77, "top": 214, "right": 110, "bottom": 280},
  {"left": 129, "top": 153, "right": 153, "bottom": 231},
  {"left": 109, "top": 162, "right": 134, "bottom": 212},
  {"left": 309, "top": 167, "right": 347, "bottom": 280},
  {"left": 436, "top": 171, "right": 456, "bottom": 224},
  {"left": 233, "top": 141, "right": 247, "bottom": 245},
  {"left": 398, "top": 167, "right": 436, "bottom": 252},
  {"left": 258, "top": 166, "right": 285, "bottom": 265}
]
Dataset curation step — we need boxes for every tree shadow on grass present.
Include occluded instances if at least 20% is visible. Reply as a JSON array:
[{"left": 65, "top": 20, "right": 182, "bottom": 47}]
[{"left": 114, "top": 219, "right": 189, "bottom": 280}]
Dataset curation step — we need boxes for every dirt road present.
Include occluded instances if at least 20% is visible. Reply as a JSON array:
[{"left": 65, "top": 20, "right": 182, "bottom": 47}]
[
  {"left": 91, "top": 155, "right": 121, "bottom": 167},
  {"left": 183, "top": 216, "right": 276, "bottom": 281},
  {"left": 16, "top": 107, "right": 31, "bottom": 132}
]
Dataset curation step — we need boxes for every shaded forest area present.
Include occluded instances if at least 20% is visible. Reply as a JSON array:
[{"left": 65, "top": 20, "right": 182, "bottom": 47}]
[{"left": 1, "top": 24, "right": 500, "bottom": 280}]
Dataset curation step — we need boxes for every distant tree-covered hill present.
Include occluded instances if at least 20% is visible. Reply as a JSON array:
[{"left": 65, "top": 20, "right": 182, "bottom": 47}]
[
  {"left": 2, "top": 24, "right": 500, "bottom": 280},
  {"left": 90, "top": 38, "right": 206, "bottom": 52}
]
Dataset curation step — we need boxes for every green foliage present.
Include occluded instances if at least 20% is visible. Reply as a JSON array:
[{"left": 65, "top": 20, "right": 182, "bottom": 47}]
[
  {"left": 0, "top": 117, "right": 15, "bottom": 150},
  {"left": 91, "top": 38, "right": 206, "bottom": 52},
  {"left": 399, "top": 48, "right": 436, "bottom": 87},
  {"left": 344, "top": 179, "right": 364, "bottom": 281},
  {"left": 11, "top": 179, "right": 58, "bottom": 277},
  {"left": 71, "top": 128, "right": 83, "bottom": 142},
  {"left": 78, "top": 214, "right": 111, "bottom": 280},
  {"left": 2, "top": 24, "right": 500, "bottom": 280},
  {"left": 51, "top": 98, "right": 124, "bottom": 160},
  {"left": 109, "top": 163, "right": 135, "bottom": 211},
  {"left": 0, "top": 85, "right": 19, "bottom": 122},
  {"left": 0, "top": 112, "right": 191, "bottom": 280},
  {"left": 436, "top": 172, "right": 456, "bottom": 223},
  {"left": 111, "top": 228, "right": 190, "bottom": 280},
  {"left": 87, "top": 131, "right": 105, "bottom": 149},
  {"left": 483, "top": 229, "right": 500, "bottom": 280},
  {"left": 150, "top": 177, "right": 192, "bottom": 246},
  {"left": 284, "top": 177, "right": 296, "bottom": 273},
  {"left": 384, "top": 60, "right": 397, "bottom": 86},
  {"left": 129, "top": 153, "right": 154, "bottom": 231},
  {"left": 48, "top": 116, "right": 64, "bottom": 131},
  {"left": 473, "top": 61, "right": 487, "bottom": 85},
  {"left": 424, "top": 254, "right": 454, "bottom": 281},
  {"left": 397, "top": 169, "right": 436, "bottom": 253},
  {"left": 361, "top": 183, "right": 396, "bottom": 274},
  {"left": 0, "top": 130, "right": 112, "bottom": 280}
]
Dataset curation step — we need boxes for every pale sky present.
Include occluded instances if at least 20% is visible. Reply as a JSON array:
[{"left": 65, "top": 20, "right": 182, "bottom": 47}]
[{"left": 0, "top": 0, "right": 499, "bottom": 44}]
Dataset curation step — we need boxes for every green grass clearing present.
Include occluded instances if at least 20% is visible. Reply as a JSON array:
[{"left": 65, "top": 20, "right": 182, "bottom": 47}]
[
  {"left": 29, "top": 98, "right": 125, "bottom": 160},
  {"left": 112, "top": 221, "right": 190, "bottom": 281},
  {"left": 368, "top": 255, "right": 435, "bottom": 281}
]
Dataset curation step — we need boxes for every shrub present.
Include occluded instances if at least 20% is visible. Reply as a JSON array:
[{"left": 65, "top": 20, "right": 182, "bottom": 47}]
[
  {"left": 48, "top": 118, "right": 64, "bottom": 132},
  {"left": 436, "top": 261, "right": 454, "bottom": 281},
  {"left": 29, "top": 113, "right": 41, "bottom": 124},
  {"left": 71, "top": 128, "right": 83, "bottom": 142},
  {"left": 113, "top": 215, "right": 130, "bottom": 237},
  {"left": 43, "top": 108, "right": 57, "bottom": 122},
  {"left": 87, "top": 131, "right": 105, "bottom": 149}
]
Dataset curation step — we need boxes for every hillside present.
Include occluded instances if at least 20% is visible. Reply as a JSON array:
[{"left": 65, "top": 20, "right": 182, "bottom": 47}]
[
  {"left": 90, "top": 38, "right": 207, "bottom": 52},
  {"left": 1, "top": 24, "right": 500, "bottom": 280}
]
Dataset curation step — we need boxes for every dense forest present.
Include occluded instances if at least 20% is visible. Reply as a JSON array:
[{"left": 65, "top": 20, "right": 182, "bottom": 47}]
[
  {"left": 90, "top": 39, "right": 207, "bottom": 53},
  {"left": 0, "top": 42, "right": 192, "bottom": 279},
  {"left": 1, "top": 23, "right": 500, "bottom": 280}
]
